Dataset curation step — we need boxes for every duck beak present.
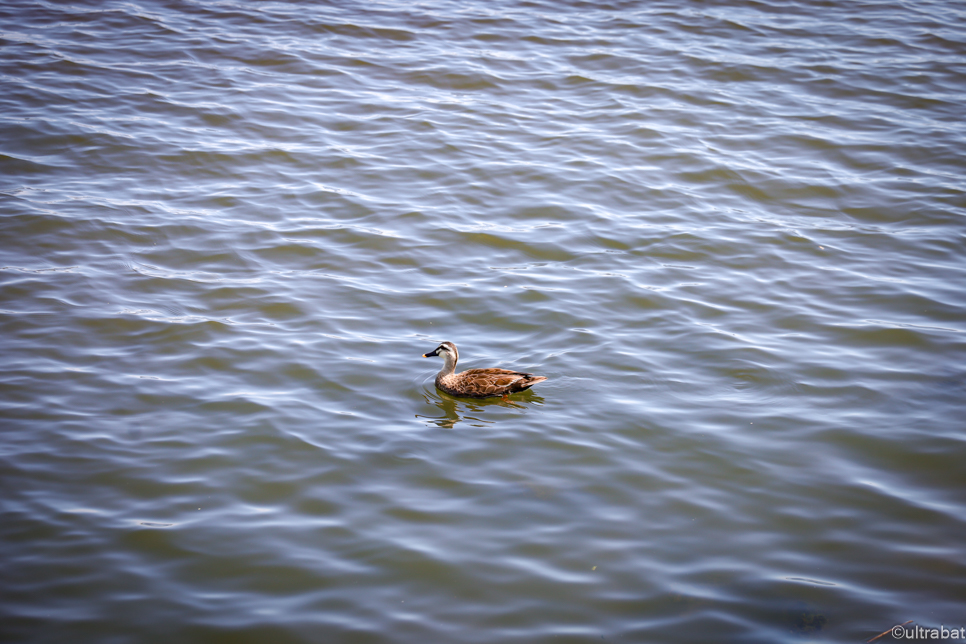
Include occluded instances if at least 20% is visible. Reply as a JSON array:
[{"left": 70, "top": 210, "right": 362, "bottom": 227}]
[{"left": 423, "top": 348, "right": 439, "bottom": 358}]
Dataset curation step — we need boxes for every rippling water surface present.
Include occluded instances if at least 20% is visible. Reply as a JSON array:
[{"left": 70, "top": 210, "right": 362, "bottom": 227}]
[{"left": 2, "top": 0, "right": 965, "bottom": 641}]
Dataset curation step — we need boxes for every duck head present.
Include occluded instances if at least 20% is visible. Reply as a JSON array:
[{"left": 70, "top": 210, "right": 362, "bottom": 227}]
[{"left": 423, "top": 341, "right": 459, "bottom": 373}]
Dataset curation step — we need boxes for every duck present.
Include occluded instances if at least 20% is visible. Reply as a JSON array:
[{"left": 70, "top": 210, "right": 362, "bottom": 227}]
[{"left": 422, "top": 341, "right": 547, "bottom": 399}]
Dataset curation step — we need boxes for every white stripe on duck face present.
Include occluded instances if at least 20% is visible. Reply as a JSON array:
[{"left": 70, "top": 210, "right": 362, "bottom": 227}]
[{"left": 442, "top": 342, "right": 458, "bottom": 364}]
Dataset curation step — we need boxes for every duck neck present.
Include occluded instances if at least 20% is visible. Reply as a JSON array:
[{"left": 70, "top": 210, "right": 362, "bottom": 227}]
[{"left": 438, "top": 352, "right": 458, "bottom": 378}]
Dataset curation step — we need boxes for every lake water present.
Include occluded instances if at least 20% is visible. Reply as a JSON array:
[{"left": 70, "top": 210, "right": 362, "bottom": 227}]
[{"left": 2, "top": 0, "right": 964, "bottom": 642}]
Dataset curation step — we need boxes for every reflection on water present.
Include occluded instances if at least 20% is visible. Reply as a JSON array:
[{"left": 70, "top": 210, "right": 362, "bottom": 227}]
[{"left": 417, "top": 389, "right": 545, "bottom": 428}]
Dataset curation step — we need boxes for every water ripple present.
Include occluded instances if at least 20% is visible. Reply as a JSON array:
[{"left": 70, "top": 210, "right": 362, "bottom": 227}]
[{"left": 2, "top": 0, "right": 965, "bottom": 641}]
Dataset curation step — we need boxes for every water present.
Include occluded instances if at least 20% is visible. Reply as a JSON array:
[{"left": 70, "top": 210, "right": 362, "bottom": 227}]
[{"left": 2, "top": 0, "right": 965, "bottom": 641}]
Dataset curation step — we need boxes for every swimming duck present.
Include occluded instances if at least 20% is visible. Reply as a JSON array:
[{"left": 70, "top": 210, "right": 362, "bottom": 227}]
[{"left": 422, "top": 341, "right": 547, "bottom": 399}]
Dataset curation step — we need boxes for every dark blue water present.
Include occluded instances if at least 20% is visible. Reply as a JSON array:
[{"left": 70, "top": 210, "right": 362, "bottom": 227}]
[{"left": 2, "top": 1, "right": 965, "bottom": 642}]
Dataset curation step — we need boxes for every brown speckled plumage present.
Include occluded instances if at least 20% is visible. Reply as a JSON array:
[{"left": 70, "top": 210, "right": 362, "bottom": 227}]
[{"left": 423, "top": 341, "right": 547, "bottom": 398}]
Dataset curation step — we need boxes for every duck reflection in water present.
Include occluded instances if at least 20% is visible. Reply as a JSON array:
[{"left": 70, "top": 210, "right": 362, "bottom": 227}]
[{"left": 417, "top": 388, "right": 545, "bottom": 429}]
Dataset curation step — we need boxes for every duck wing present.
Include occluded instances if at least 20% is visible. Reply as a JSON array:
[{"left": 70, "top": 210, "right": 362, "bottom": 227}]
[{"left": 455, "top": 368, "right": 548, "bottom": 397}]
